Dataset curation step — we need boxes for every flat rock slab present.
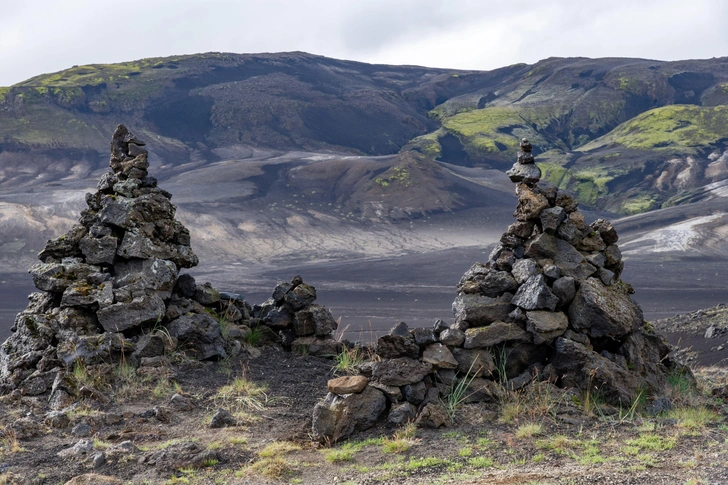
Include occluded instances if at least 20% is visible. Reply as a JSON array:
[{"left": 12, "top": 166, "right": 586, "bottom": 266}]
[
  {"left": 97, "top": 294, "right": 165, "bottom": 332},
  {"left": 526, "top": 310, "right": 568, "bottom": 344},
  {"left": 452, "top": 294, "right": 514, "bottom": 327},
  {"left": 328, "top": 376, "right": 369, "bottom": 394},
  {"left": 371, "top": 357, "right": 432, "bottom": 386},
  {"left": 464, "top": 321, "right": 531, "bottom": 349}
]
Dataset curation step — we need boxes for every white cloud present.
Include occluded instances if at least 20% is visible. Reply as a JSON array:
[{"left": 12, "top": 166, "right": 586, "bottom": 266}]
[{"left": 1, "top": 0, "right": 727, "bottom": 86}]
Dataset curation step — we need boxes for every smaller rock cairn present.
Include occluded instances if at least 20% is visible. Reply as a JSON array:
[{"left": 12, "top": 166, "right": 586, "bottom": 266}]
[
  {"left": 0, "top": 125, "right": 338, "bottom": 408},
  {"left": 313, "top": 143, "right": 682, "bottom": 443},
  {"left": 506, "top": 138, "right": 541, "bottom": 184}
]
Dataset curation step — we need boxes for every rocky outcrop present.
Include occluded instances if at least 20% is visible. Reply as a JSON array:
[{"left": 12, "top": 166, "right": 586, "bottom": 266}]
[{"left": 0, "top": 126, "right": 257, "bottom": 402}]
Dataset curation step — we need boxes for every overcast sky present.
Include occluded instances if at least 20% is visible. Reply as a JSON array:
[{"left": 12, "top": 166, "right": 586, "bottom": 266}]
[{"left": 2, "top": 0, "right": 727, "bottom": 87}]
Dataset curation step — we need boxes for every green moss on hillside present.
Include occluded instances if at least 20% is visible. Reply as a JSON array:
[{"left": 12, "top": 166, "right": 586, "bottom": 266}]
[
  {"left": 621, "top": 194, "right": 658, "bottom": 215},
  {"left": 441, "top": 107, "right": 523, "bottom": 153},
  {"left": 580, "top": 105, "right": 728, "bottom": 152}
]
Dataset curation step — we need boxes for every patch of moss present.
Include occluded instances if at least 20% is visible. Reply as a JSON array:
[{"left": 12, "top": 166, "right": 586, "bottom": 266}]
[
  {"left": 620, "top": 194, "right": 657, "bottom": 215},
  {"left": 405, "top": 130, "right": 444, "bottom": 158},
  {"left": 440, "top": 107, "right": 523, "bottom": 154},
  {"left": 581, "top": 105, "right": 728, "bottom": 152},
  {"left": 375, "top": 166, "right": 412, "bottom": 189}
]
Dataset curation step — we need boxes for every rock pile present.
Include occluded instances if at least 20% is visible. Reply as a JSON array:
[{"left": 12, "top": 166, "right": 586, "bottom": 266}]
[
  {"left": 0, "top": 125, "right": 256, "bottom": 405},
  {"left": 256, "top": 275, "right": 340, "bottom": 355},
  {"left": 312, "top": 147, "right": 680, "bottom": 443}
]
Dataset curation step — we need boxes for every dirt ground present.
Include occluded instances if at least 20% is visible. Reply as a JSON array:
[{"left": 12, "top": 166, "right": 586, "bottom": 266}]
[{"left": 0, "top": 330, "right": 726, "bottom": 485}]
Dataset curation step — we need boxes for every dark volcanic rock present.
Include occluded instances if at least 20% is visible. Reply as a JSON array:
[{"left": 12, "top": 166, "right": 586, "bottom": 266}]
[
  {"left": 452, "top": 293, "right": 514, "bottom": 328},
  {"left": 511, "top": 275, "right": 559, "bottom": 311},
  {"left": 311, "top": 386, "right": 387, "bottom": 443},
  {"left": 371, "top": 358, "right": 432, "bottom": 386},
  {"left": 568, "top": 278, "right": 643, "bottom": 338}
]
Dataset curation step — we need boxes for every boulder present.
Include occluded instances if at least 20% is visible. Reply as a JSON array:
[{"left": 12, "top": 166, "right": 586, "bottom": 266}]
[
  {"left": 438, "top": 328, "right": 465, "bottom": 347},
  {"left": 512, "top": 258, "right": 540, "bottom": 284},
  {"left": 569, "top": 278, "right": 643, "bottom": 338},
  {"left": 28, "top": 261, "right": 100, "bottom": 293},
  {"left": 79, "top": 235, "right": 118, "bottom": 265},
  {"left": 551, "top": 338, "right": 642, "bottom": 405},
  {"left": 540, "top": 207, "right": 566, "bottom": 234},
  {"left": 193, "top": 284, "right": 220, "bottom": 306},
  {"left": 412, "top": 327, "right": 437, "bottom": 346},
  {"left": 165, "top": 313, "right": 226, "bottom": 360},
  {"left": 402, "top": 381, "right": 427, "bottom": 404},
  {"left": 285, "top": 283, "right": 317, "bottom": 310},
  {"left": 463, "top": 378, "right": 505, "bottom": 403},
  {"left": 209, "top": 409, "right": 237, "bottom": 429},
  {"left": 507, "top": 161, "right": 542, "bottom": 184},
  {"left": 311, "top": 386, "right": 386, "bottom": 442},
  {"left": 511, "top": 275, "right": 559, "bottom": 311},
  {"left": 293, "top": 304, "right": 337, "bottom": 337},
  {"left": 291, "top": 337, "right": 342, "bottom": 357}
]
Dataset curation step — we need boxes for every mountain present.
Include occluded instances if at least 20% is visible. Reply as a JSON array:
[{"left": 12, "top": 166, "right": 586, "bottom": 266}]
[{"left": 2, "top": 52, "right": 728, "bottom": 276}]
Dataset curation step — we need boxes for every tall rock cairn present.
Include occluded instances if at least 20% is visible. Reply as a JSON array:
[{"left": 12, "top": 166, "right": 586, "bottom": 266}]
[
  {"left": 452, "top": 144, "right": 678, "bottom": 404},
  {"left": 0, "top": 125, "right": 237, "bottom": 406}
]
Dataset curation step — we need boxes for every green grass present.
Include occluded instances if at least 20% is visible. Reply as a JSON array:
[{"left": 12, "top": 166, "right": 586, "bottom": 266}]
[
  {"left": 466, "top": 456, "right": 495, "bottom": 468},
  {"left": 439, "top": 107, "right": 524, "bottom": 154},
  {"left": 324, "top": 443, "right": 358, "bottom": 463},
  {"left": 667, "top": 407, "right": 722, "bottom": 431},
  {"left": 213, "top": 375, "right": 271, "bottom": 414},
  {"left": 515, "top": 423, "right": 544, "bottom": 439},
  {"left": 622, "top": 433, "right": 676, "bottom": 454}
]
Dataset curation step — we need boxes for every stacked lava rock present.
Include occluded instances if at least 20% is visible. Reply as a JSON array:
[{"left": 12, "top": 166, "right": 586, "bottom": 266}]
[
  {"left": 506, "top": 138, "right": 541, "bottom": 184},
  {"left": 0, "top": 125, "right": 253, "bottom": 407},
  {"left": 254, "top": 275, "right": 340, "bottom": 354},
  {"left": 312, "top": 144, "right": 680, "bottom": 443}
]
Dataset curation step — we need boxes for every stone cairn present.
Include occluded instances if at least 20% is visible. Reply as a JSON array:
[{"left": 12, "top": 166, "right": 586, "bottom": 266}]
[
  {"left": 313, "top": 143, "right": 680, "bottom": 443},
  {"left": 0, "top": 125, "right": 338, "bottom": 408},
  {"left": 506, "top": 138, "right": 541, "bottom": 184}
]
